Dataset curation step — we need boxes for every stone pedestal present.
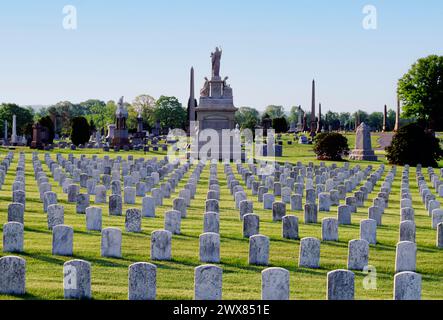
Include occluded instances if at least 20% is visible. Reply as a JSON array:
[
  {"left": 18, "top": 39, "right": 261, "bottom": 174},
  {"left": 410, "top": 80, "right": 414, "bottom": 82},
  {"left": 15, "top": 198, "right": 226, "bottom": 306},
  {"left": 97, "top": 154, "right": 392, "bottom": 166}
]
[{"left": 349, "top": 122, "right": 377, "bottom": 161}]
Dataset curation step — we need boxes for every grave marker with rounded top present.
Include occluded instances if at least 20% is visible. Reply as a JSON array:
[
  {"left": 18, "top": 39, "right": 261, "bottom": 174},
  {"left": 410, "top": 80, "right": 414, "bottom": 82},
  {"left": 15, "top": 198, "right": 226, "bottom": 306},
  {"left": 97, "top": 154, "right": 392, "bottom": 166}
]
[
  {"left": 204, "top": 212, "right": 220, "bottom": 234},
  {"left": 47, "top": 204, "right": 64, "bottom": 230},
  {"left": 128, "top": 262, "right": 157, "bottom": 300},
  {"left": 261, "top": 267, "right": 290, "bottom": 300},
  {"left": 400, "top": 220, "right": 416, "bottom": 243},
  {"left": 338, "top": 205, "right": 351, "bottom": 225},
  {"left": 282, "top": 215, "right": 299, "bottom": 240},
  {"left": 151, "top": 230, "right": 172, "bottom": 261},
  {"left": 401, "top": 207, "right": 414, "bottom": 222},
  {"left": 272, "top": 202, "right": 286, "bottom": 222},
  {"left": 173, "top": 197, "right": 187, "bottom": 218},
  {"left": 322, "top": 218, "right": 338, "bottom": 241},
  {"left": 299, "top": 237, "right": 320, "bottom": 268},
  {"left": 0, "top": 256, "right": 26, "bottom": 295},
  {"left": 327, "top": 269, "right": 354, "bottom": 300},
  {"left": 76, "top": 194, "right": 90, "bottom": 214},
  {"left": 394, "top": 271, "right": 421, "bottom": 300},
  {"left": 3, "top": 222, "right": 24, "bottom": 253},
  {"left": 205, "top": 199, "right": 219, "bottom": 214},
  {"left": 437, "top": 223, "right": 443, "bottom": 248},
  {"left": 50, "top": 223, "right": 72, "bottom": 255},
  {"left": 164, "top": 210, "right": 181, "bottom": 235},
  {"left": 249, "top": 235, "right": 270, "bottom": 266},
  {"left": 109, "top": 195, "right": 122, "bottom": 216},
  {"left": 63, "top": 259, "right": 91, "bottom": 299},
  {"left": 304, "top": 203, "right": 318, "bottom": 224},
  {"left": 199, "top": 233, "right": 220, "bottom": 263},
  {"left": 347, "top": 239, "right": 369, "bottom": 271},
  {"left": 101, "top": 227, "right": 122, "bottom": 258},
  {"left": 86, "top": 206, "right": 102, "bottom": 231},
  {"left": 395, "top": 241, "right": 417, "bottom": 273},
  {"left": 125, "top": 208, "right": 142, "bottom": 233},
  {"left": 7, "top": 203, "right": 24, "bottom": 224},
  {"left": 243, "top": 214, "right": 260, "bottom": 238},
  {"left": 360, "top": 219, "right": 377, "bottom": 245},
  {"left": 194, "top": 265, "right": 222, "bottom": 300},
  {"left": 290, "top": 194, "right": 302, "bottom": 211}
]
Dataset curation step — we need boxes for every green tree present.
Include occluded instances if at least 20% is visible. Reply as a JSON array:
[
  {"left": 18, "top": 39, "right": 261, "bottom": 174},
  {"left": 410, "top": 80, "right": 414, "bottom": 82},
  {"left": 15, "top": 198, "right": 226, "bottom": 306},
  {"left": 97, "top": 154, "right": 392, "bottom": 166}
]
[
  {"left": 132, "top": 95, "right": 156, "bottom": 128},
  {"left": 0, "top": 103, "right": 35, "bottom": 136},
  {"left": 70, "top": 117, "right": 91, "bottom": 146},
  {"left": 368, "top": 112, "right": 384, "bottom": 131},
  {"left": 339, "top": 112, "right": 351, "bottom": 130},
  {"left": 386, "top": 123, "right": 443, "bottom": 166},
  {"left": 264, "top": 105, "right": 286, "bottom": 119},
  {"left": 38, "top": 116, "right": 55, "bottom": 143},
  {"left": 154, "top": 96, "right": 187, "bottom": 130},
  {"left": 235, "top": 107, "right": 260, "bottom": 131},
  {"left": 398, "top": 55, "right": 443, "bottom": 130},
  {"left": 324, "top": 111, "right": 340, "bottom": 131},
  {"left": 272, "top": 117, "right": 289, "bottom": 133},
  {"left": 288, "top": 106, "right": 301, "bottom": 124}
]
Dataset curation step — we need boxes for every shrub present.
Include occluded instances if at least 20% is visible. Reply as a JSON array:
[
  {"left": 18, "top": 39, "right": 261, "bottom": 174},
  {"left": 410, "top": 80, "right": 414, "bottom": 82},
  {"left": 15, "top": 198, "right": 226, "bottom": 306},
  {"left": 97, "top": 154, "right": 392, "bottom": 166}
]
[
  {"left": 313, "top": 132, "right": 350, "bottom": 161},
  {"left": 70, "top": 117, "right": 91, "bottom": 146},
  {"left": 386, "top": 123, "right": 443, "bottom": 167}
]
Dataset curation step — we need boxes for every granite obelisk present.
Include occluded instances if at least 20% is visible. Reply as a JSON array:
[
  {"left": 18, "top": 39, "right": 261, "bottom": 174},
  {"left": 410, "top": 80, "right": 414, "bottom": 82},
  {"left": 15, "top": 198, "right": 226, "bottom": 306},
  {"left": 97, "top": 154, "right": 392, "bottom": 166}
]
[
  {"left": 310, "top": 80, "right": 316, "bottom": 137},
  {"left": 394, "top": 96, "right": 401, "bottom": 132},
  {"left": 11, "top": 114, "right": 18, "bottom": 145},
  {"left": 382, "top": 105, "right": 387, "bottom": 132},
  {"left": 317, "top": 103, "right": 322, "bottom": 133}
]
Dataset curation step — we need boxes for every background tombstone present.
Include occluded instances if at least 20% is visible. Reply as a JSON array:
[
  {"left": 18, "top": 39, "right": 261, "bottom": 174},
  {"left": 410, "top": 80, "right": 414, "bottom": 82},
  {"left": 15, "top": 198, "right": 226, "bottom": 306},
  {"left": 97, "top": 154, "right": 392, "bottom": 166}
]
[
  {"left": 322, "top": 218, "right": 338, "bottom": 242},
  {"left": 360, "top": 219, "right": 377, "bottom": 245},
  {"left": 347, "top": 239, "right": 369, "bottom": 271},
  {"left": 7, "top": 203, "right": 24, "bottom": 224},
  {"left": 395, "top": 241, "right": 417, "bottom": 273},
  {"left": 400, "top": 221, "right": 416, "bottom": 243},
  {"left": 282, "top": 215, "right": 299, "bottom": 240},
  {"left": 299, "top": 237, "right": 320, "bottom": 268},
  {"left": 52, "top": 225, "right": 74, "bottom": 256},
  {"left": 63, "top": 259, "right": 91, "bottom": 299},
  {"left": 151, "top": 230, "right": 172, "bottom": 261},
  {"left": 109, "top": 195, "right": 122, "bottom": 216},
  {"left": 243, "top": 214, "right": 260, "bottom": 238},
  {"left": 125, "top": 208, "right": 142, "bottom": 233},
  {"left": 199, "top": 233, "right": 220, "bottom": 263},
  {"left": 0, "top": 256, "right": 26, "bottom": 295},
  {"left": 249, "top": 235, "right": 270, "bottom": 266},
  {"left": 194, "top": 265, "right": 222, "bottom": 300},
  {"left": 86, "top": 207, "right": 102, "bottom": 231},
  {"left": 128, "top": 262, "right": 157, "bottom": 300},
  {"left": 327, "top": 269, "right": 354, "bottom": 300},
  {"left": 204, "top": 212, "right": 220, "bottom": 234},
  {"left": 337, "top": 205, "right": 351, "bottom": 225},
  {"left": 101, "top": 227, "right": 122, "bottom": 258},
  {"left": 3, "top": 222, "right": 24, "bottom": 253},
  {"left": 47, "top": 204, "right": 64, "bottom": 230},
  {"left": 261, "top": 267, "right": 290, "bottom": 300},
  {"left": 394, "top": 271, "right": 421, "bottom": 300}
]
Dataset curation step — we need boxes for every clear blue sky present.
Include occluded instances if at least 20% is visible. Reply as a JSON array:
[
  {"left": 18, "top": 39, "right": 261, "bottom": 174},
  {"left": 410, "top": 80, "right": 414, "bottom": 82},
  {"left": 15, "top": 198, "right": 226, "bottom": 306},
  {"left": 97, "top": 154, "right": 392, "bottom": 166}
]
[{"left": 1, "top": 0, "right": 442, "bottom": 113}]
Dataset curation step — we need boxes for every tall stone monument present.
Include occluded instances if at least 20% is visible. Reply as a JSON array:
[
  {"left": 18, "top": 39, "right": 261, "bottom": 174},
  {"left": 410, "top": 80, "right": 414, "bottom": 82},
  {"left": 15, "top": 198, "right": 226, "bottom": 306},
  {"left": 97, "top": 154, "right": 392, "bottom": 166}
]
[
  {"left": 394, "top": 96, "right": 401, "bottom": 132},
  {"left": 316, "top": 103, "right": 322, "bottom": 133},
  {"left": 296, "top": 106, "right": 304, "bottom": 132},
  {"left": 382, "top": 105, "right": 387, "bottom": 132},
  {"left": 11, "top": 115, "right": 18, "bottom": 145},
  {"left": 194, "top": 47, "right": 238, "bottom": 160},
  {"left": 310, "top": 80, "right": 316, "bottom": 137},
  {"left": 112, "top": 97, "right": 130, "bottom": 149},
  {"left": 187, "top": 67, "right": 197, "bottom": 133},
  {"left": 349, "top": 122, "right": 378, "bottom": 161}
]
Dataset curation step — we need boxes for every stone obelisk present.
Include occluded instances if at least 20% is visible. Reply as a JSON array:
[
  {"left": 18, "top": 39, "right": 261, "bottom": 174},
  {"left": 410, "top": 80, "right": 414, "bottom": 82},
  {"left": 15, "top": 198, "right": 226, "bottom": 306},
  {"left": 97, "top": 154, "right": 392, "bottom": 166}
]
[
  {"left": 394, "top": 96, "right": 401, "bottom": 132},
  {"left": 11, "top": 114, "right": 17, "bottom": 145},
  {"left": 317, "top": 103, "right": 322, "bottom": 133},
  {"left": 310, "top": 79, "right": 316, "bottom": 137},
  {"left": 382, "top": 105, "right": 387, "bottom": 132},
  {"left": 188, "top": 67, "right": 196, "bottom": 123}
]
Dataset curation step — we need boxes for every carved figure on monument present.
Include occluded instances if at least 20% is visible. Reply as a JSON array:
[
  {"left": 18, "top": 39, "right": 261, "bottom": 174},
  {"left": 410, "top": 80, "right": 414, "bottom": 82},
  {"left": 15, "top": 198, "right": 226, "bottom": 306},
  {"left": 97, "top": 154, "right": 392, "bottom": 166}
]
[
  {"left": 211, "top": 47, "right": 222, "bottom": 78},
  {"left": 200, "top": 77, "right": 210, "bottom": 97}
]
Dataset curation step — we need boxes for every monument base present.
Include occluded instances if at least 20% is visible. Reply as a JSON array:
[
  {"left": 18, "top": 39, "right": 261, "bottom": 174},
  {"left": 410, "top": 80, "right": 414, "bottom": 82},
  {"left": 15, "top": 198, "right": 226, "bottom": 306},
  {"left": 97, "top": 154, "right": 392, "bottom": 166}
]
[{"left": 349, "top": 149, "right": 378, "bottom": 161}]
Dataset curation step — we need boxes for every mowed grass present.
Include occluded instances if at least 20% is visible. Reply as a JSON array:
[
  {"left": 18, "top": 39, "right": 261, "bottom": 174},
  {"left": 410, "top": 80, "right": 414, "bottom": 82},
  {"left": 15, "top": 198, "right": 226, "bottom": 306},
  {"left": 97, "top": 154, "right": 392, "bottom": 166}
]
[{"left": 0, "top": 138, "right": 442, "bottom": 300}]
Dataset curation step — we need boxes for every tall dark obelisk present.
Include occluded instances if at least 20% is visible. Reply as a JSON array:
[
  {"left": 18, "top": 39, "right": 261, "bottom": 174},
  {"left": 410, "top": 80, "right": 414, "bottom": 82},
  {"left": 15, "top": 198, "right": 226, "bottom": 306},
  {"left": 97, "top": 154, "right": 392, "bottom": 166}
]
[
  {"left": 317, "top": 103, "right": 322, "bottom": 133},
  {"left": 188, "top": 67, "right": 197, "bottom": 123},
  {"left": 310, "top": 79, "right": 316, "bottom": 136}
]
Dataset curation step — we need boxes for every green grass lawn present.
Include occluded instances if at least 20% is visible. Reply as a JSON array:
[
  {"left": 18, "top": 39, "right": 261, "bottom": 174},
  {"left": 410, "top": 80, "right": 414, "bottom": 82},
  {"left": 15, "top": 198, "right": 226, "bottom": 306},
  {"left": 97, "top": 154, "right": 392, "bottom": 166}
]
[{"left": 0, "top": 139, "right": 442, "bottom": 300}]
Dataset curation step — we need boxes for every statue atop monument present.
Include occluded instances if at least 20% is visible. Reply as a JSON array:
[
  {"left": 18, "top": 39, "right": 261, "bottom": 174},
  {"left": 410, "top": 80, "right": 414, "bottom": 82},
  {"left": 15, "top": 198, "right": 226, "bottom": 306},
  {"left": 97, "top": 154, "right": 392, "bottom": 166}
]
[
  {"left": 200, "top": 77, "right": 210, "bottom": 97},
  {"left": 211, "top": 47, "right": 222, "bottom": 78}
]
